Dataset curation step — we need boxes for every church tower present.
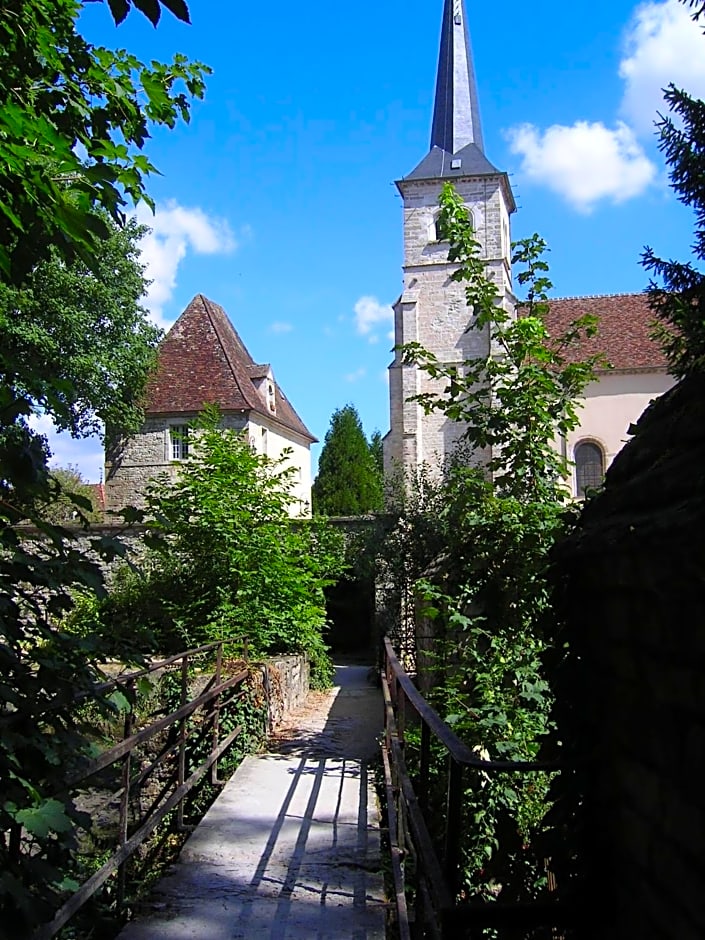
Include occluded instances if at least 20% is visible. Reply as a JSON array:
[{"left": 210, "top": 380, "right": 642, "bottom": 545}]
[{"left": 384, "top": 0, "right": 516, "bottom": 477}]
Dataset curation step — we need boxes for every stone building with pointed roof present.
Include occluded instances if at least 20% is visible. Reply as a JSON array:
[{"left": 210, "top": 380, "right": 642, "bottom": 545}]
[
  {"left": 383, "top": 0, "right": 674, "bottom": 497},
  {"left": 105, "top": 295, "right": 316, "bottom": 515}
]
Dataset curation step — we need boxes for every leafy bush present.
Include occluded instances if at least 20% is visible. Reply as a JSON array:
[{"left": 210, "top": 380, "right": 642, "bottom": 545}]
[{"left": 73, "top": 408, "right": 345, "bottom": 688}]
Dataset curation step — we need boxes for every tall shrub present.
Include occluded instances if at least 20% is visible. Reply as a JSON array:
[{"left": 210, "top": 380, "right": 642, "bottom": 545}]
[
  {"left": 390, "top": 182, "right": 601, "bottom": 900},
  {"left": 312, "top": 405, "right": 383, "bottom": 515},
  {"left": 134, "top": 407, "right": 343, "bottom": 686}
]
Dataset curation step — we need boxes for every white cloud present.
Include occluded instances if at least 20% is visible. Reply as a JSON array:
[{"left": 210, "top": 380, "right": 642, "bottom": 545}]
[
  {"left": 506, "top": 120, "right": 656, "bottom": 212},
  {"left": 354, "top": 295, "right": 394, "bottom": 343},
  {"left": 135, "top": 201, "right": 238, "bottom": 329},
  {"left": 620, "top": 0, "right": 705, "bottom": 132},
  {"left": 344, "top": 367, "right": 367, "bottom": 383},
  {"left": 29, "top": 413, "right": 105, "bottom": 481},
  {"left": 269, "top": 321, "right": 294, "bottom": 334}
]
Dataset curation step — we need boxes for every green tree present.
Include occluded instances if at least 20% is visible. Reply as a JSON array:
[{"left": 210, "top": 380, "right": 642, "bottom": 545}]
[
  {"left": 392, "top": 182, "right": 602, "bottom": 902},
  {"left": 38, "top": 466, "right": 102, "bottom": 525},
  {"left": 0, "top": 0, "right": 208, "bottom": 284},
  {"left": 0, "top": 1, "right": 208, "bottom": 930},
  {"left": 369, "top": 429, "right": 384, "bottom": 477},
  {"left": 0, "top": 216, "right": 160, "bottom": 445},
  {"left": 403, "top": 183, "right": 603, "bottom": 504},
  {"left": 312, "top": 405, "right": 383, "bottom": 515}
]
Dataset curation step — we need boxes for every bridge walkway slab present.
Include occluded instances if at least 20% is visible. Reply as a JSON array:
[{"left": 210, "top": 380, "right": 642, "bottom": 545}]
[{"left": 117, "top": 662, "right": 386, "bottom": 940}]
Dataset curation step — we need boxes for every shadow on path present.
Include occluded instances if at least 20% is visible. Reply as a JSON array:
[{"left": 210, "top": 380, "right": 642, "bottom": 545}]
[{"left": 117, "top": 661, "right": 386, "bottom": 940}]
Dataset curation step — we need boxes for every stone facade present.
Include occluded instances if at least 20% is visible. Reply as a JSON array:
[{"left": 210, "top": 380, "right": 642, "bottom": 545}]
[
  {"left": 565, "top": 369, "right": 673, "bottom": 496},
  {"left": 263, "top": 655, "right": 310, "bottom": 730},
  {"left": 385, "top": 172, "right": 514, "bottom": 477},
  {"left": 247, "top": 414, "right": 313, "bottom": 516},
  {"left": 106, "top": 412, "right": 313, "bottom": 516},
  {"left": 384, "top": 1, "right": 673, "bottom": 489},
  {"left": 383, "top": 0, "right": 516, "bottom": 481}
]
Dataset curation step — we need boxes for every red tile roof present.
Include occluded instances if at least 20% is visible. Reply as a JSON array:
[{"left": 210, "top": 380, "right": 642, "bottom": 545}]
[
  {"left": 89, "top": 482, "right": 106, "bottom": 512},
  {"left": 145, "top": 294, "right": 316, "bottom": 442},
  {"left": 543, "top": 293, "right": 668, "bottom": 372}
]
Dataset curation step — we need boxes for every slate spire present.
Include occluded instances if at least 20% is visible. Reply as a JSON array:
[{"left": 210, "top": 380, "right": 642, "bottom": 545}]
[{"left": 430, "top": 0, "right": 484, "bottom": 155}]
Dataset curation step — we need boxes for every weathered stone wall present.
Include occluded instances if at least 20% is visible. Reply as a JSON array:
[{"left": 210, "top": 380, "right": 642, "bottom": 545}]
[
  {"left": 263, "top": 655, "right": 309, "bottom": 730},
  {"left": 552, "top": 374, "right": 705, "bottom": 939},
  {"left": 384, "top": 171, "right": 514, "bottom": 477},
  {"left": 105, "top": 412, "right": 248, "bottom": 512}
]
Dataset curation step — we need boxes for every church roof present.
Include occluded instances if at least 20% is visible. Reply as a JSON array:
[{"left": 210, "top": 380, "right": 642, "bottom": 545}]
[
  {"left": 402, "top": 0, "right": 508, "bottom": 187},
  {"left": 144, "top": 294, "right": 316, "bottom": 442},
  {"left": 405, "top": 143, "right": 500, "bottom": 181},
  {"left": 544, "top": 293, "right": 668, "bottom": 372},
  {"left": 432, "top": 0, "right": 484, "bottom": 155}
]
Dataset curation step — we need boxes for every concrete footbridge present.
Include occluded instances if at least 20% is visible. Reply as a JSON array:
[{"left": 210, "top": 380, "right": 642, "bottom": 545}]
[{"left": 117, "top": 664, "right": 386, "bottom": 940}]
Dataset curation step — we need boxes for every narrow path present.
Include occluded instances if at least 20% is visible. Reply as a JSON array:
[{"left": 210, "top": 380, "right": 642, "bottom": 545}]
[{"left": 118, "top": 663, "right": 386, "bottom": 939}]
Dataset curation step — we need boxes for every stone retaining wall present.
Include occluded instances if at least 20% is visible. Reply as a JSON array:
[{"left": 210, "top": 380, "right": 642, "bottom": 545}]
[{"left": 263, "top": 655, "right": 309, "bottom": 730}]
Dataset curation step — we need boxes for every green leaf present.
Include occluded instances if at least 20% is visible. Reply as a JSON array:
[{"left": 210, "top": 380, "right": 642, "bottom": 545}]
[
  {"left": 132, "top": 0, "right": 161, "bottom": 27},
  {"left": 108, "top": 689, "right": 132, "bottom": 713},
  {"left": 14, "top": 799, "right": 73, "bottom": 838},
  {"left": 161, "top": 0, "right": 190, "bottom": 22},
  {"left": 106, "top": 0, "right": 131, "bottom": 24}
]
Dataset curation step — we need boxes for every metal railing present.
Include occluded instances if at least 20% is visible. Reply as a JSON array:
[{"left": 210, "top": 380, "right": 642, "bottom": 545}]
[
  {"left": 381, "top": 636, "right": 574, "bottom": 939},
  {"left": 33, "top": 641, "right": 250, "bottom": 939}
]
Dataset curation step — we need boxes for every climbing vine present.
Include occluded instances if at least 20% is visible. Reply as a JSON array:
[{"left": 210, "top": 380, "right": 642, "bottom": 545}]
[{"left": 386, "top": 182, "right": 601, "bottom": 901}]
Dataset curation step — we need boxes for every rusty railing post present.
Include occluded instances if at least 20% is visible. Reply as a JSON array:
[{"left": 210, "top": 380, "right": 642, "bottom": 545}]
[
  {"left": 176, "top": 654, "right": 189, "bottom": 830},
  {"left": 418, "top": 719, "right": 431, "bottom": 815},
  {"left": 116, "top": 680, "right": 135, "bottom": 912},
  {"left": 443, "top": 755, "right": 464, "bottom": 902},
  {"left": 210, "top": 643, "right": 223, "bottom": 785}
]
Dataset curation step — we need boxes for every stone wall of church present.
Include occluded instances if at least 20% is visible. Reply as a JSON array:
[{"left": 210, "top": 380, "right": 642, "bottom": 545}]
[
  {"left": 384, "top": 172, "right": 513, "bottom": 476},
  {"left": 564, "top": 370, "right": 674, "bottom": 495}
]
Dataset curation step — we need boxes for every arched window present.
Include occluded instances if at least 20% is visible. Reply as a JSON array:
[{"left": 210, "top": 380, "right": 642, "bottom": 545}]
[
  {"left": 575, "top": 441, "right": 604, "bottom": 498},
  {"left": 432, "top": 209, "right": 473, "bottom": 242},
  {"left": 432, "top": 214, "right": 446, "bottom": 242}
]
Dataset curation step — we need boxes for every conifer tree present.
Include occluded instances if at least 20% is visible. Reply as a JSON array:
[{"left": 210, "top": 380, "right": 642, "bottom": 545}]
[
  {"left": 312, "top": 405, "right": 383, "bottom": 515},
  {"left": 642, "top": 0, "right": 705, "bottom": 375}
]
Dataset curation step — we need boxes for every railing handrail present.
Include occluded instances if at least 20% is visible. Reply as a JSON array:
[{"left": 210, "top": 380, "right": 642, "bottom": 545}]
[
  {"left": 32, "top": 640, "right": 250, "bottom": 939},
  {"left": 381, "top": 635, "right": 574, "bottom": 940},
  {"left": 61, "top": 666, "right": 248, "bottom": 793},
  {"left": 0, "top": 641, "right": 229, "bottom": 728},
  {"left": 89, "top": 641, "right": 224, "bottom": 698},
  {"left": 383, "top": 636, "right": 560, "bottom": 772}
]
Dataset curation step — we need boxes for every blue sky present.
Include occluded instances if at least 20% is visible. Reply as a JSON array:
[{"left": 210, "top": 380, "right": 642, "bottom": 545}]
[{"left": 43, "top": 0, "right": 705, "bottom": 479}]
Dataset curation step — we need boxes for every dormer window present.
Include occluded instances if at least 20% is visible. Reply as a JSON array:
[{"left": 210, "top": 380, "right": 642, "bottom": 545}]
[{"left": 267, "top": 381, "right": 276, "bottom": 413}]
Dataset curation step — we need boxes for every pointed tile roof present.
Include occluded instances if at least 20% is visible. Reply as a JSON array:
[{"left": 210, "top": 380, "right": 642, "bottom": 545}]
[
  {"left": 402, "top": 0, "right": 509, "bottom": 189},
  {"left": 144, "top": 294, "right": 316, "bottom": 442},
  {"left": 431, "top": 0, "right": 484, "bottom": 156},
  {"left": 405, "top": 142, "right": 500, "bottom": 181}
]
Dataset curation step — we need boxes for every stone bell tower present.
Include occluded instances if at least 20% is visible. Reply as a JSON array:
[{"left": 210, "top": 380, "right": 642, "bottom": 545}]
[{"left": 383, "top": 0, "right": 516, "bottom": 478}]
